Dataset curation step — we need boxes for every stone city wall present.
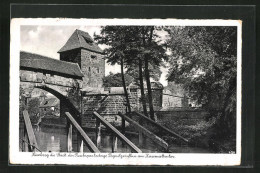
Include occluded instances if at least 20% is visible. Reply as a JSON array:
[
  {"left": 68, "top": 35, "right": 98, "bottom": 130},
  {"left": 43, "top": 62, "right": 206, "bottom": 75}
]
[{"left": 81, "top": 88, "right": 164, "bottom": 128}]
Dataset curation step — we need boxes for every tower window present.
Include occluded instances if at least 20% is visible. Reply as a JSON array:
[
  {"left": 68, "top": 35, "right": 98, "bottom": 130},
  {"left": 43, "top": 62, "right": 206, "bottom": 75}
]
[
  {"left": 89, "top": 67, "right": 91, "bottom": 72},
  {"left": 97, "top": 67, "right": 99, "bottom": 73},
  {"left": 82, "top": 35, "right": 94, "bottom": 44},
  {"left": 91, "top": 55, "right": 97, "bottom": 59}
]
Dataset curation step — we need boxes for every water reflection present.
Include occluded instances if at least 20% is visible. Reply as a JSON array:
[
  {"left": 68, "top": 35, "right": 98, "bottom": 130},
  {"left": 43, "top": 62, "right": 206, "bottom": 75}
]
[
  {"left": 32, "top": 125, "right": 211, "bottom": 153},
  {"left": 33, "top": 125, "right": 160, "bottom": 153}
]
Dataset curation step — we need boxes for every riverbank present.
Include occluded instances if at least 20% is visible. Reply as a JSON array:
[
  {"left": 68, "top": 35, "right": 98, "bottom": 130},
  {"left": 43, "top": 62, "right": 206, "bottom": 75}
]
[{"left": 158, "top": 115, "right": 236, "bottom": 153}]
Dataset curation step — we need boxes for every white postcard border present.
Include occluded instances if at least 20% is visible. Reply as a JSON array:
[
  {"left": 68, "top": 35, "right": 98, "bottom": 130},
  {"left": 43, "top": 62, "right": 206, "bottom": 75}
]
[{"left": 9, "top": 18, "right": 242, "bottom": 166}]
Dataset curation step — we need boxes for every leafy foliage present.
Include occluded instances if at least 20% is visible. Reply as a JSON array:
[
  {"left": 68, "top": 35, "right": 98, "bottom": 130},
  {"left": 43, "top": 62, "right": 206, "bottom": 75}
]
[
  {"left": 95, "top": 26, "right": 168, "bottom": 118},
  {"left": 126, "top": 63, "right": 162, "bottom": 84},
  {"left": 94, "top": 26, "right": 138, "bottom": 112},
  {"left": 27, "top": 97, "right": 41, "bottom": 116},
  {"left": 103, "top": 72, "right": 134, "bottom": 87},
  {"left": 166, "top": 26, "right": 237, "bottom": 140},
  {"left": 67, "top": 79, "right": 82, "bottom": 111}
]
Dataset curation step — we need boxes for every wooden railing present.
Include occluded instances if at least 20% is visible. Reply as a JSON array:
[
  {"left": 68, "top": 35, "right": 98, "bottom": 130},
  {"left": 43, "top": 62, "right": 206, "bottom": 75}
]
[
  {"left": 131, "top": 111, "right": 189, "bottom": 143},
  {"left": 22, "top": 110, "right": 40, "bottom": 152},
  {"left": 118, "top": 112, "right": 169, "bottom": 151},
  {"left": 92, "top": 111, "right": 142, "bottom": 153},
  {"left": 65, "top": 112, "right": 100, "bottom": 153}
]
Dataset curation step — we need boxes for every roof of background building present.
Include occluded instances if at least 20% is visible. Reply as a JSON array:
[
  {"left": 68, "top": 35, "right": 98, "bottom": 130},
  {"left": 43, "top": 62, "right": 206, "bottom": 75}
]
[
  {"left": 128, "top": 81, "right": 164, "bottom": 89},
  {"left": 39, "top": 98, "right": 59, "bottom": 108},
  {"left": 20, "top": 51, "right": 84, "bottom": 77},
  {"left": 150, "top": 82, "right": 164, "bottom": 89},
  {"left": 108, "top": 87, "right": 124, "bottom": 94},
  {"left": 58, "top": 29, "right": 103, "bottom": 54}
]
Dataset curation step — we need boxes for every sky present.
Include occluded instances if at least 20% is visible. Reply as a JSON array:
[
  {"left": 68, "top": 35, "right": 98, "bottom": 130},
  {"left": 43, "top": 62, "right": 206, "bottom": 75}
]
[{"left": 20, "top": 25, "right": 169, "bottom": 86}]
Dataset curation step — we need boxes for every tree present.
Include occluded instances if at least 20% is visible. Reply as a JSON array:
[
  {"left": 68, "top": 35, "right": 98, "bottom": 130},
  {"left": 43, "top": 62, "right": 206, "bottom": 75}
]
[
  {"left": 95, "top": 26, "right": 136, "bottom": 112},
  {"left": 27, "top": 97, "right": 41, "bottom": 116},
  {"left": 126, "top": 60, "right": 162, "bottom": 84},
  {"left": 103, "top": 72, "right": 133, "bottom": 87},
  {"left": 95, "top": 26, "right": 168, "bottom": 118},
  {"left": 123, "top": 30, "right": 149, "bottom": 117},
  {"left": 166, "top": 26, "right": 237, "bottom": 140},
  {"left": 140, "top": 26, "right": 168, "bottom": 120}
]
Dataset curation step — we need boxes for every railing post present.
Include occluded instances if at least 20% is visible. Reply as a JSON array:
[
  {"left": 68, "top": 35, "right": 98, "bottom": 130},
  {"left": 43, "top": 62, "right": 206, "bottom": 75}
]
[
  {"left": 32, "top": 143, "right": 36, "bottom": 152},
  {"left": 93, "top": 112, "right": 142, "bottom": 153},
  {"left": 121, "top": 116, "right": 125, "bottom": 148},
  {"left": 111, "top": 134, "right": 114, "bottom": 153},
  {"left": 113, "top": 136, "right": 118, "bottom": 153},
  {"left": 96, "top": 120, "right": 101, "bottom": 148},
  {"left": 139, "top": 130, "right": 144, "bottom": 146},
  {"left": 125, "top": 105, "right": 128, "bottom": 114},
  {"left": 67, "top": 123, "right": 73, "bottom": 152},
  {"left": 65, "top": 112, "right": 100, "bottom": 153},
  {"left": 77, "top": 110, "right": 83, "bottom": 152},
  {"left": 121, "top": 117, "right": 125, "bottom": 135},
  {"left": 79, "top": 140, "right": 84, "bottom": 152},
  {"left": 77, "top": 133, "right": 83, "bottom": 152},
  {"left": 138, "top": 113, "right": 143, "bottom": 146}
]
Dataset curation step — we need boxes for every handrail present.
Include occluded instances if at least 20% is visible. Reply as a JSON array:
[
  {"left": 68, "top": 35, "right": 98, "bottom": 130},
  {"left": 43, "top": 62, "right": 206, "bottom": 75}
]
[
  {"left": 65, "top": 112, "right": 100, "bottom": 153},
  {"left": 118, "top": 112, "right": 169, "bottom": 151},
  {"left": 93, "top": 111, "right": 142, "bottom": 153},
  {"left": 131, "top": 111, "right": 189, "bottom": 143},
  {"left": 22, "top": 110, "right": 39, "bottom": 152}
]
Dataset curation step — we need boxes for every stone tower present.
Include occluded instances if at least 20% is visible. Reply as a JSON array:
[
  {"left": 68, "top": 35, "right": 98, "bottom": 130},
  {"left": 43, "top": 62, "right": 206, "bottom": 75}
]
[{"left": 58, "top": 29, "right": 105, "bottom": 88}]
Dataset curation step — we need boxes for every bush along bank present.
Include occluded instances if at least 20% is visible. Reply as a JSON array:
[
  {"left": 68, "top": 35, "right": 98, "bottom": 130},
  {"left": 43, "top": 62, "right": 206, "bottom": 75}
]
[{"left": 157, "top": 110, "right": 236, "bottom": 153}]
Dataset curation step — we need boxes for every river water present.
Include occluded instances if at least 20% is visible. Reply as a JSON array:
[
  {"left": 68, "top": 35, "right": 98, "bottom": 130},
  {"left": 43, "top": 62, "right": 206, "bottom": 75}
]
[{"left": 32, "top": 125, "right": 211, "bottom": 153}]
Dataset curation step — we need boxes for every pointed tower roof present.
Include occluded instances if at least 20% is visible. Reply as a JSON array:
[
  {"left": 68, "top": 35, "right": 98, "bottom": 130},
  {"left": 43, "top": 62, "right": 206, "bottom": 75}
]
[{"left": 58, "top": 29, "right": 103, "bottom": 54}]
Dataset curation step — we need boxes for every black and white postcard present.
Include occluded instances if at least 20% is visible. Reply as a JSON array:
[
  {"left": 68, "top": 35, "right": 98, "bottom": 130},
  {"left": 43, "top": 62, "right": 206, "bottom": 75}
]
[{"left": 9, "top": 18, "right": 242, "bottom": 165}]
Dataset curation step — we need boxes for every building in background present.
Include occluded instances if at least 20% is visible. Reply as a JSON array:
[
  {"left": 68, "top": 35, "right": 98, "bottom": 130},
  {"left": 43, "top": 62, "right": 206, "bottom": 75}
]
[{"left": 39, "top": 97, "right": 60, "bottom": 117}]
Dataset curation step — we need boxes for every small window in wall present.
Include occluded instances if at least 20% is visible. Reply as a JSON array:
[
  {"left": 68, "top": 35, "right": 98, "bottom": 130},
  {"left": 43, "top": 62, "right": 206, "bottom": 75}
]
[
  {"left": 91, "top": 55, "right": 97, "bottom": 59},
  {"left": 97, "top": 67, "right": 99, "bottom": 73},
  {"left": 89, "top": 67, "right": 91, "bottom": 72}
]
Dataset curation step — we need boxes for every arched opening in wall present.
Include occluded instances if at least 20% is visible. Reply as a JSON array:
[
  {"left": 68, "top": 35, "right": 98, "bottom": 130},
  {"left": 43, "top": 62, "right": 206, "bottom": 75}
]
[
  {"left": 19, "top": 86, "right": 74, "bottom": 152},
  {"left": 20, "top": 87, "right": 61, "bottom": 122}
]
